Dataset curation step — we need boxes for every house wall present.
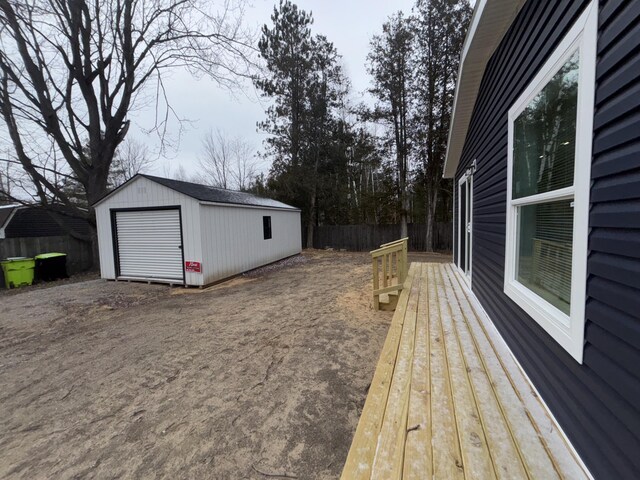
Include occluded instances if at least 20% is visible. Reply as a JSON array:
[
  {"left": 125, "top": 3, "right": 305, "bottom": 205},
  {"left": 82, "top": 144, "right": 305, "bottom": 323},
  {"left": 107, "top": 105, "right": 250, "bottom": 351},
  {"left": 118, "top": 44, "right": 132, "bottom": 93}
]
[
  {"left": 95, "top": 176, "right": 204, "bottom": 285},
  {"left": 199, "top": 204, "right": 301, "bottom": 285},
  {"left": 454, "top": 1, "right": 640, "bottom": 478}
]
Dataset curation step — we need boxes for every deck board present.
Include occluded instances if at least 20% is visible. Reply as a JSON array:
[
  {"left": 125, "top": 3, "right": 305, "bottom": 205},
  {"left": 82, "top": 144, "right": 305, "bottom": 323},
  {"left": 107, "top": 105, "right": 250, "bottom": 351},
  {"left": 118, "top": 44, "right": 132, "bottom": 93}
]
[
  {"left": 434, "top": 265, "right": 496, "bottom": 480},
  {"left": 341, "top": 263, "right": 590, "bottom": 480},
  {"left": 402, "top": 268, "right": 431, "bottom": 479},
  {"left": 444, "top": 265, "right": 560, "bottom": 479},
  {"left": 341, "top": 264, "right": 416, "bottom": 480},
  {"left": 426, "top": 264, "right": 465, "bottom": 479},
  {"left": 371, "top": 264, "right": 421, "bottom": 479},
  {"left": 441, "top": 265, "right": 529, "bottom": 480}
]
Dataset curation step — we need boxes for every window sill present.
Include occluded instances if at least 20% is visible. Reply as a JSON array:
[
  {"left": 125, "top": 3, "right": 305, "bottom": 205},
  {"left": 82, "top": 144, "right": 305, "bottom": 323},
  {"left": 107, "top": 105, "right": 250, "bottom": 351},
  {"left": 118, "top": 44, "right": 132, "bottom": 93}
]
[{"left": 504, "top": 280, "right": 584, "bottom": 363}]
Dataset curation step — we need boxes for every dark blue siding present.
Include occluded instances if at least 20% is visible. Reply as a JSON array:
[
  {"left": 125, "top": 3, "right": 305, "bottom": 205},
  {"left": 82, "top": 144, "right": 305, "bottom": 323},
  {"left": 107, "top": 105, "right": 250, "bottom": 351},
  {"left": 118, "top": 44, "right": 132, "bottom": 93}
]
[{"left": 454, "top": 0, "right": 640, "bottom": 478}]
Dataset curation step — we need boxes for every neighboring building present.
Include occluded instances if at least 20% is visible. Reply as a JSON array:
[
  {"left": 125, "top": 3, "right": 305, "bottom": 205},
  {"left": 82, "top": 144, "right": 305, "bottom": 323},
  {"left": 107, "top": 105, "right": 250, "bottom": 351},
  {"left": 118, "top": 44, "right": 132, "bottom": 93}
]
[
  {"left": 0, "top": 204, "right": 91, "bottom": 239},
  {"left": 444, "top": 0, "right": 638, "bottom": 478},
  {"left": 93, "top": 174, "right": 301, "bottom": 287},
  {"left": 0, "top": 204, "right": 18, "bottom": 239}
]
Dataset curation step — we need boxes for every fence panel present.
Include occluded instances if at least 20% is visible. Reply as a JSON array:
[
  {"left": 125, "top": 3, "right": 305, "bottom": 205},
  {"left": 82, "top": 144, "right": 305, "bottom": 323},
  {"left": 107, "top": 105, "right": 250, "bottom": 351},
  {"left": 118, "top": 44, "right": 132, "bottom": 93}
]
[
  {"left": 0, "top": 235, "right": 93, "bottom": 287},
  {"left": 309, "top": 223, "right": 452, "bottom": 252}
]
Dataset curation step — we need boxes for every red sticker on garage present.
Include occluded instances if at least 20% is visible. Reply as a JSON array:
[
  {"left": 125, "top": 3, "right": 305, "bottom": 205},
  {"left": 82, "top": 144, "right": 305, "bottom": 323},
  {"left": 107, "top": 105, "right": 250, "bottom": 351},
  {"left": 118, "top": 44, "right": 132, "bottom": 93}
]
[{"left": 185, "top": 261, "right": 201, "bottom": 273}]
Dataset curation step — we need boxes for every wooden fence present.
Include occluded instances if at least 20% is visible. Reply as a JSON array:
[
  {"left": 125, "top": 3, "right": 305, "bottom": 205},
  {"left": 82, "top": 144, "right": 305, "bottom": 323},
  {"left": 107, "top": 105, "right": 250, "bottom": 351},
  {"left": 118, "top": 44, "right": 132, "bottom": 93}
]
[
  {"left": 0, "top": 235, "right": 93, "bottom": 287},
  {"left": 306, "top": 223, "right": 453, "bottom": 252}
]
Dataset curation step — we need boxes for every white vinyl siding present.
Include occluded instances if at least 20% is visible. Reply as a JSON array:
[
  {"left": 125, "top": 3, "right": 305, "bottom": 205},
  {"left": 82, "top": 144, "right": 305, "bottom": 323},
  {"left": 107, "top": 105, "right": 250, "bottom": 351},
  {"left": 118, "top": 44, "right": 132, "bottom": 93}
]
[
  {"left": 198, "top": 204, "right": 301, "bottom": 285},
  {"left": 504, "top": 1, "right": 597, "bottom": 363},
  {"left": 95, "top": 176, "right": 203, "bottom": 285},
  {"left": 115, "top": 209, "right": 183, "bottom": 281},
  {"left": 95, "top": 176, "right": 301, "bottom": 287}
]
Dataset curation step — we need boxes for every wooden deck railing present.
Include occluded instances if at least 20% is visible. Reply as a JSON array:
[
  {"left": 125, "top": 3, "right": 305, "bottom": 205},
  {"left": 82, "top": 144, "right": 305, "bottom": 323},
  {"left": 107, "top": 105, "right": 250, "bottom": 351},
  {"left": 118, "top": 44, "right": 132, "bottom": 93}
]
[{"left": 371, "top": 238, "right": 408, "bottom": 310}]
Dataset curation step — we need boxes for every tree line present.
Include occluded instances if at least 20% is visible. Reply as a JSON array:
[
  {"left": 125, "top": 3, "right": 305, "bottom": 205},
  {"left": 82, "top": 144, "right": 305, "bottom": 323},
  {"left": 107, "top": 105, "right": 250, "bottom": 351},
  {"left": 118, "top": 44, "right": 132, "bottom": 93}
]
[
  {"left": 251, "top": 0, "right": 472, "bottom": 250},
  {"left": 0, "top": 0, "right": 471, "bottom": 260}
]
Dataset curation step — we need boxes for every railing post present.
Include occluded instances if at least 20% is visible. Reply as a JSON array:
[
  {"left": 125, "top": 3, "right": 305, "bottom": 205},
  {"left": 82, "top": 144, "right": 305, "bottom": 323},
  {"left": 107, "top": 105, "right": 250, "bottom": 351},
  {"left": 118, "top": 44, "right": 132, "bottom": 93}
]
[
  {"left": 393, "top": 251, "right": 397, "bottom": 283},
  {"left": 382, "top": 252, "right": 388, "bottom": 288},
  {"left": 401, "top": 239, "right": 408, "bottom": 284},
  {"left": 370, "top": 237, "right": 408, "bottom": 311},
  {"left": 372, "top": 256, "right": 380, "bottom": 310},
  {"left": 390, "top": 253, "right": 393, "bottom": 284}
]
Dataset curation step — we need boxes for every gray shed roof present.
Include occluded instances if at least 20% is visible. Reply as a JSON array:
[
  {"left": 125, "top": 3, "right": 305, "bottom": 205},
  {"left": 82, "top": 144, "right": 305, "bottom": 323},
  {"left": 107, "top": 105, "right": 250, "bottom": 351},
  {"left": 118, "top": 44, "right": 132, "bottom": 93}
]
[{"left": 94, "top": 174, "right": 298, "bottom": 211}]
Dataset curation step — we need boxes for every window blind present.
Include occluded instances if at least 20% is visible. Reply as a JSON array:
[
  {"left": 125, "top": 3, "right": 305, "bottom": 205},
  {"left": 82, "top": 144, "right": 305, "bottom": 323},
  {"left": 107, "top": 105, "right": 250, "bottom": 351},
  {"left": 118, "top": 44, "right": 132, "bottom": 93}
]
[{"left": 517, "top": 200, "right": 573, "bottom": 314}]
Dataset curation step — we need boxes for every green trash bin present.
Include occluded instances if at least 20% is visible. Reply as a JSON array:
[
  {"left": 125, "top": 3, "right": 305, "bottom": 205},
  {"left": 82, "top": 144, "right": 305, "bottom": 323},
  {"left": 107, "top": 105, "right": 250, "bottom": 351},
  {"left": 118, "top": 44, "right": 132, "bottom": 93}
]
[{"left": 1, "top": 257, "right": 36, "bottom": 289}]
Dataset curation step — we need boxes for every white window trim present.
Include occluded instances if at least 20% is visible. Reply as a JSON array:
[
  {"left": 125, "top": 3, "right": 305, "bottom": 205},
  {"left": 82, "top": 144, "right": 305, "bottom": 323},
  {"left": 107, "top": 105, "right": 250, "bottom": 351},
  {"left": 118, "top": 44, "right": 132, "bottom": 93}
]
[
  {"left": 457, "top": 172, "right": 473, "bottom": 287},
  {"left": 504, "top": 0, "right": 597, "bottom": 364}
]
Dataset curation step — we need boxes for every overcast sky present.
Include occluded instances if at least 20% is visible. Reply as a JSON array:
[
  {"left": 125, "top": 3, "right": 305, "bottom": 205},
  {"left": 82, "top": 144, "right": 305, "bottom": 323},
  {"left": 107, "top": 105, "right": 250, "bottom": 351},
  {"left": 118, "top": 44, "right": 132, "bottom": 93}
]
[{"left": 130, "top": 0, "right": 417, "bottom": 178}]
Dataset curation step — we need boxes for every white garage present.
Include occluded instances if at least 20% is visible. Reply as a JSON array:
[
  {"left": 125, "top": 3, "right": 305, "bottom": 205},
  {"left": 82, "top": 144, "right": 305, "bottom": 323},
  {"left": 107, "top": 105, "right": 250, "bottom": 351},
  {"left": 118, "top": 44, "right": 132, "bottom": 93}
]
[{"left": 94, "top": 174, "right": 302, "bottom": 286}]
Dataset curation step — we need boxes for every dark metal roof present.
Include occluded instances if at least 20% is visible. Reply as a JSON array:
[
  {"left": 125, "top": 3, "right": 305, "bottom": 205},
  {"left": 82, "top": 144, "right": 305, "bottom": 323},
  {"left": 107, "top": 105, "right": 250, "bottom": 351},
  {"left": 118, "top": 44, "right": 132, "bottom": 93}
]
[
  {"left": 141, "top": 175, "right": 298, "bottom": 210},
  {"left": 95, "top": 174, "right": 298, "bottom": 210},
  {"left": 0, "top": 205, "right": 17, "bottom": 229},
  {"left": 4, "top": 207, "right": 91, "bottom": 238}
]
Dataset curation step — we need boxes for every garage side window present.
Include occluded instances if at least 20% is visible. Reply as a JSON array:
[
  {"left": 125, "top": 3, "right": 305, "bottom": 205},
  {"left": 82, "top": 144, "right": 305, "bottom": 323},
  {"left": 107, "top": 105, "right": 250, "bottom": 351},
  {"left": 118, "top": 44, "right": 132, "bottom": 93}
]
[
  {"left": 263, "top": 216, "right": 272, "bottom": 240},
  {"left": 504, "top": 1, "right": 596, "bottom": 363}
]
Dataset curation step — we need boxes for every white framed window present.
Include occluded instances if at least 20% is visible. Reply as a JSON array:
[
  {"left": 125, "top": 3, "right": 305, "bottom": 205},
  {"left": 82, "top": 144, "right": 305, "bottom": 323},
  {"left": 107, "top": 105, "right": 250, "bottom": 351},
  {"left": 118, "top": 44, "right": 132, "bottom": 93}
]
[{"left": 504, "top": 1, "right": 597, "bottom": 363}]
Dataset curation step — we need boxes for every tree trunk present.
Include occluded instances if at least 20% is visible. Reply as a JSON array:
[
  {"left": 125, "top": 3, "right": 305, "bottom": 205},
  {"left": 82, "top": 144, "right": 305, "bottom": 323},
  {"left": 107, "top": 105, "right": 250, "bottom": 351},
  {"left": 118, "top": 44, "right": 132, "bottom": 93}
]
[
  {"left": 306, "top": 192, "right": 316, "bottom": 249},
  {"left": 398, "top": 148, "right": 408, "bottom": 239},
  {"left": 306, "top": 222, "right": 314, "bottom": 249},
  {"left": 89, "top": 225, "right": 100, "bottom": 270},
  {"left": 400, "top": 209, "right": 408, "bottom": 239},
  {"left": 425, "top": 187, "right": 438, "bottom": 252}
]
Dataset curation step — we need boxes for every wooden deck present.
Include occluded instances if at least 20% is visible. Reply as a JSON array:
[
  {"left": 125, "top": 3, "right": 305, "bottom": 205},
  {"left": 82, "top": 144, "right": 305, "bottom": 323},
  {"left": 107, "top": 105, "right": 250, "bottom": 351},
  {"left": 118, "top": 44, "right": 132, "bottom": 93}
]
[{"left": 342, "top": 263, "right": 591, "bottom": 480}]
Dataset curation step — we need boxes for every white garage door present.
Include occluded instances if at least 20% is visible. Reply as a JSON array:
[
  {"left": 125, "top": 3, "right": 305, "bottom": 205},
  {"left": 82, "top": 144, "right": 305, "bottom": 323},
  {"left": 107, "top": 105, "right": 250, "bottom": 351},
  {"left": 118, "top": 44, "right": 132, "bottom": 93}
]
[{"left": 115, "top": 209, "right": 184, "bottom": 282}]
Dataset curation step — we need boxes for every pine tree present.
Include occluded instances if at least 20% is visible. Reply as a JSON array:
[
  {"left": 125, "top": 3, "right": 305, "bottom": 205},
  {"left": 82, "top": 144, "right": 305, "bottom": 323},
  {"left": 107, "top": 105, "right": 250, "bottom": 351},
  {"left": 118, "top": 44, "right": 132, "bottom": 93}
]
[
  {"left": 413, "top": 0, "right": 472, "bottom": 251},
  {"left": 255, "top": 1, "right": 347, "bottom": 246},
  {"left": 366, "top": 12, "right": 414, "bottom": 238}
]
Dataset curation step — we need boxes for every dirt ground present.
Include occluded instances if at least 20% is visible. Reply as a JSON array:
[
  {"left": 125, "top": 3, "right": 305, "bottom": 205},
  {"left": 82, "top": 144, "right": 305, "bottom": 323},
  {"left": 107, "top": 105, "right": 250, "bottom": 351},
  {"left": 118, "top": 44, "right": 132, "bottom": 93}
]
[{"left": 0, "top": 250, "right": 440, "bottom": 479}]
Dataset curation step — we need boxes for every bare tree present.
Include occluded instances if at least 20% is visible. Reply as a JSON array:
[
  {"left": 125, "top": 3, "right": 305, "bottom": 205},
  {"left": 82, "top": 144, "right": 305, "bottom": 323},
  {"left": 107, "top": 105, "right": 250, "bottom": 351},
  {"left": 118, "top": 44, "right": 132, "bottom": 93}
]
[
  {"left": 172, "top": 164, "right": 192, "bottom": 182},
  {"left": 0, "top": 156, "right": 13, "bottom": 204},
  {"left": 109, "top": 137, "right": 153, "bottom": 187},
  {"left": 232, "top": 138, "right": 257, "bottom": 191},
  {"left": 160, "top": 161, "right": 195, "bottom": 183},
  {"left": 0, "top": 0, "right": 255, "bottom": 257},
  {"left": 199, "top": 128, "right": 256, "bottom": 190},
  {"left": 200, "top": 128, "right": 233, "bottom": 189}
]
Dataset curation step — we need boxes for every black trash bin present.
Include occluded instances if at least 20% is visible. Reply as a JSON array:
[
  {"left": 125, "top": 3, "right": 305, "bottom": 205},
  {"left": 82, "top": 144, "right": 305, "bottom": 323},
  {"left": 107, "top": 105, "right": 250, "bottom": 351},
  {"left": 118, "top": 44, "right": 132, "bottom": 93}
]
[{"left": 34, "top": 253, "right": 68, "bottom": 282}]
